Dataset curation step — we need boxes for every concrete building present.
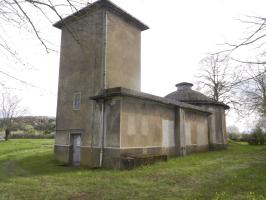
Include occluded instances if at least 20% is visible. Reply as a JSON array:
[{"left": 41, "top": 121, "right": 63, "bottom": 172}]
[
  {"left": 165, "top": 82, "right": 229, "bottom": 150},
  {"left": 54, "top": 0, "right": 229, "bottom": 169}
]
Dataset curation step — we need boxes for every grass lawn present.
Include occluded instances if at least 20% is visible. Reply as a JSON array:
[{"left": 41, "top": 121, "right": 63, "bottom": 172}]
[{"left": 0, "top": 139, "right": 266, "bottom": 200}]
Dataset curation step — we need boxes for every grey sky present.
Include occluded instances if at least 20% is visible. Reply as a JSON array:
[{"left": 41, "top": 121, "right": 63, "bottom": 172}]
[{"left": 1, "top": 0, "right": 265, "bottom": 131}]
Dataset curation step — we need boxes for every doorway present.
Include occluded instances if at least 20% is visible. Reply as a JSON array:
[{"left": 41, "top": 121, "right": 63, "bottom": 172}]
[{"left": 72, "top": 134, "right": 81, "bottom": 166}]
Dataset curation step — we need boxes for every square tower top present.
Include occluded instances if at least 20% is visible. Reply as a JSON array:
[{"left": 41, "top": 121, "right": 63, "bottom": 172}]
[
  {"left": 54, "top": 0, "right": 149, "bottom": 31},
  {"left": 54, "top": 0, "right": 148, "bottom": 92}
]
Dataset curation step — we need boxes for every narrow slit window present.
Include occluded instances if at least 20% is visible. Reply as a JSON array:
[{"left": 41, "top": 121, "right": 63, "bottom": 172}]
[{"left": 73, "top": 93, "right": 81, "bottom": 110}]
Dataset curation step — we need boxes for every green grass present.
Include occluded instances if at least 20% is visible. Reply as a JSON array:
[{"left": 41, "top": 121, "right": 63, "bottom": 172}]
[{"left": 0, "top": 140, "right": 266, "bottom": 200}]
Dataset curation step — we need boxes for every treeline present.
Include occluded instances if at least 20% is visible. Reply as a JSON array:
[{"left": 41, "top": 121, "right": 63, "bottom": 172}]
[
  {"left": 228, "top": 127, "right": 266, "bottom": 145},
  {"left": 0, "top": 116, "right": 55, "bottom": 134}
]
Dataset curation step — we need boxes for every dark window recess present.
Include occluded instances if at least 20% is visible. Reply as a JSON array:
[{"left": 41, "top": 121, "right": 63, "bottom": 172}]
[{"left": 73, "top": 93, "right": 81, "bottom": 110}]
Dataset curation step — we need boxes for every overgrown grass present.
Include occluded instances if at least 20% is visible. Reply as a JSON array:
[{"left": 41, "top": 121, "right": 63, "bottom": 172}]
[{"left": 0, "top": 139, "right": 266, "bottom": 200}]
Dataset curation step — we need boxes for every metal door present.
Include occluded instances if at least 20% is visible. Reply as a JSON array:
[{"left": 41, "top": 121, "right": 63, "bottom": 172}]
[{"left": 72, "top": 135, "right": 81, "bottom": 166}]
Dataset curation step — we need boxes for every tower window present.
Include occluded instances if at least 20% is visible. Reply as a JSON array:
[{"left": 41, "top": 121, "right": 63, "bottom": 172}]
[{"left": 73, "top": 92, "right": 81, "bottom": 110}]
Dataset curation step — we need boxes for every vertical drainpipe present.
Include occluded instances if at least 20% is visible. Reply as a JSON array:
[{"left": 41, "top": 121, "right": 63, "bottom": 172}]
[{"left": 99, "top": 8, "right": 107, "bottom": 168}]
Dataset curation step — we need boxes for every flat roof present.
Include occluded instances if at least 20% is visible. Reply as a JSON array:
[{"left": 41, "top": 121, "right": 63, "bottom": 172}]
[
  {"left": 53, "top": 0, "right": 149, "bottom": 31},
  {"left": 90, "top": 87, "right": 212, "bottom": 115}
]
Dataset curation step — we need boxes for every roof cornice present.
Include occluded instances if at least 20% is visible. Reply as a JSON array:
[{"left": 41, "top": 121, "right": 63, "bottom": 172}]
[{"left": 53, "top": 0, "right": 149, "bottom": 31}]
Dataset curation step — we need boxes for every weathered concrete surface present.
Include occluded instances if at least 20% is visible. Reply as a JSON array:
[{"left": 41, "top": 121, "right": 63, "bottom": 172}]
[
  {"left": 54, "top": 131, "right": 70, "bottom": 163},
  {"left": 184, "top": 110, "right": 209, "bottom": 147},
  {"left": 120, "top": 97, "right": 175, "bottom": 148},
  {"left": 80, "top": 147, "right": 101, "bottom": 167},
  {"left": 91, "top": 88, "right": 211, "bottom": 168},
  {"left": 54, "top": 0, "right": 226, "bottom": 169},
  {"left": 200, "top": 105, "right": 227, "bottom": 149},
  {"left": 165, "top": 82, "right": 228, "bottom": 151},
  {"left": 53, "top": 0, "right": 149, "bottom": 30},
  {"left": 106, "top": 11, "right": 141, "bottom": 91},
  {"left": 175, "top": 108, "right": 186, "bottom": 156},
  {"left": 91, "top": 87, "right": 212, "bottom": 114},
  {"left": 54, "top": 145, "right": 70, "bottom": 164},
  {"left": 54, "top": 1, "right": 148, "bottom": 167},
  {"left": 104, "top": 98, "right": 121, "bottom": 148},
  {"left": 55, "top": 8, "right": 105, "bottom": 166}
]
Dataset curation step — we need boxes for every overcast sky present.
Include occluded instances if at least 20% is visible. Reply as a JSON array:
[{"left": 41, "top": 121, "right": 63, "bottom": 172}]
[{"left": 1, "top": 0, "right": 266, "bottom": 130}]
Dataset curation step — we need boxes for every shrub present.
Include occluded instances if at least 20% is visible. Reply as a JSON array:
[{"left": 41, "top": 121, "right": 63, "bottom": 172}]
[
  {"left": 239, "top": 134, "right": 250, "bottom": 142},
  {"left": 9, "top": 133, "right": 54, "bottom": 139},
  {"left": 248, "top": 127, "right": 266, "bottom": 145},
  {"left": 228, "top": 132, "right": 241, "bottom": 141},
  {"left": 24, "top": 125, "right": 36, "bottom": 134}
]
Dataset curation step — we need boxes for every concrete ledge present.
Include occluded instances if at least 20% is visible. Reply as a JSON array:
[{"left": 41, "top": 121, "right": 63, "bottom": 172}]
[
  {"left": 90, "top": 87, "right": 211, "bottom": 115},
  {"left": 54, "top": 145, "right": 70, "bottom": 164},
  {"left": 119, "top": 154, "right": 167, "bottom": 169},
  {"left": 101, "top": 146, "right": 173, "bottom": 169},
  {"left": 55, "top": 144, "right": 226, "bottom": 169}
]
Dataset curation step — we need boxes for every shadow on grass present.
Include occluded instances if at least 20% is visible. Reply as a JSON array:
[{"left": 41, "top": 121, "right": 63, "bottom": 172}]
[
  {"left": 2, "top": 142, "right": 265, "bottom": 182},
  {"left": 20, "top": 153, "right": 73, "bottom": 173},
  {"left": 0, "top": 152, "right": 100, "bottom": 181}
]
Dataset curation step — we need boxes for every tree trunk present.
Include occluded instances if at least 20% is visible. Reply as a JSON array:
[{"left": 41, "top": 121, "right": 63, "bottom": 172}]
[{"left": 5, "top": 129, "right": 10, "bottom": 141}]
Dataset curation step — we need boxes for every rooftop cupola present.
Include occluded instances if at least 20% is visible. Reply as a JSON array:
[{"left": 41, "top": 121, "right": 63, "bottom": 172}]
[
  {"left": 165, "top": 82, "right": 229, "bottom": 109},
  {"left": 175, "top": 82, "right": 193, "bottom": 91}
]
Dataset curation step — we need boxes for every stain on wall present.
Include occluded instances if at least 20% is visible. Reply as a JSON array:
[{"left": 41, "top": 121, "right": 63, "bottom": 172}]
[
  {"left": 162, "top": 120, "right": 175, "bottom": 147},
  {"left": 104, "top": 99, "right": 121, "bottom": 147},
  {"left": 184, "top": 110, "right": 209, "bottom": 147},
  {"left": 120, "top": 97, "right": 175, "bottom": 148},
  {"left": 106, "top": 11, "right": 141, "bottom": 91}
]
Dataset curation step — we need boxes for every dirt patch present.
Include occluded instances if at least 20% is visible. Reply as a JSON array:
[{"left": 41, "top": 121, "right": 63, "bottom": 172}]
[{"left": 68, "top": 193, "right": 91, "bottom": 200}]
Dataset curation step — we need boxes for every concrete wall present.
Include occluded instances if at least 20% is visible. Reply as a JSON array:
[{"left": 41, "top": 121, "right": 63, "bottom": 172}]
[
  {"left": 55, "top": 6, "right": 144, "bottom": 167},
  {"left": 99, "top": 96, "right": 210, "bottom": 168},
  {"left": 183, "top": 109, "right": 209, "bottom": 153},
  {"left": 55, "top": 8, "right": 105, "bottom": 166},
  {"left": 99, "top": 96, "right": 177, "bottom": 169},
  {"left": 200, "top": 105, "right": 227, "bottom": 149},
  {"left": 106, "top": 11, "right": 141, "bottom": 91},
  {"left": 120, "top": 97, "right": 175, "bottom": 153},
  {"left": 54, "top": 131, "right": 70, "bottom": 163},
  {"left": 104, "top": 97, "right": 121, "bottom": 148},
  {"left": 54, "top": 3, "right": 215, "bottom": 168}
]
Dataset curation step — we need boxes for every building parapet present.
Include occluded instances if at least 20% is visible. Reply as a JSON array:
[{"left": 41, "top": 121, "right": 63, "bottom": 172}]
[{"left": 90, "top": 87, "right": 212, "bottom": 115}]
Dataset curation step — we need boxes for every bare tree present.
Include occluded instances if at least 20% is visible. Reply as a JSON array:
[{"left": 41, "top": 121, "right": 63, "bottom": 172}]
[
  {"left": 218, "top": 15, "right": 266, "bottom": 65},
  {"left": 258, "top": 117, "right": 266, "bottom": 131},
  {"left": 196, "top": 53, "right": 243, "bottom": 111},
  {"left": 196, "top": 53, "right": 266, "bottom": 119},
  {"left": 0, "top": 0, "right": 88, "bottom": 87},
  {"left": 207, "top": 15, "right": 266, "bottom": 126},
  {"left": 0, "top": 92, "right": 26, "bottom": 140},
  {"left": 241, "top": 64, "right": 266, "bottom": 117},
  {"left": 227, "top": 125, "right": 240, "bottom": 134},
  {"left": 0, "top": 0, "right": 86, "bottom": 52}
]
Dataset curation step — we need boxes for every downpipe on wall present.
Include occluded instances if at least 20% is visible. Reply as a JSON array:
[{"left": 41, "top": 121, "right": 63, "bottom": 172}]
[
  {"left": 99, "top": 100, "right": 105, "bottom": 168},
  {"left": 99, "top": 9, "right": 108, "bottom": 168}
]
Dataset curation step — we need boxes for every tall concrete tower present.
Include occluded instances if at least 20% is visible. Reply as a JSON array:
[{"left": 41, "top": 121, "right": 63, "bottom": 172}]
[{"left": 54, "top": 0, "right": 148, "bottom": 167}]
